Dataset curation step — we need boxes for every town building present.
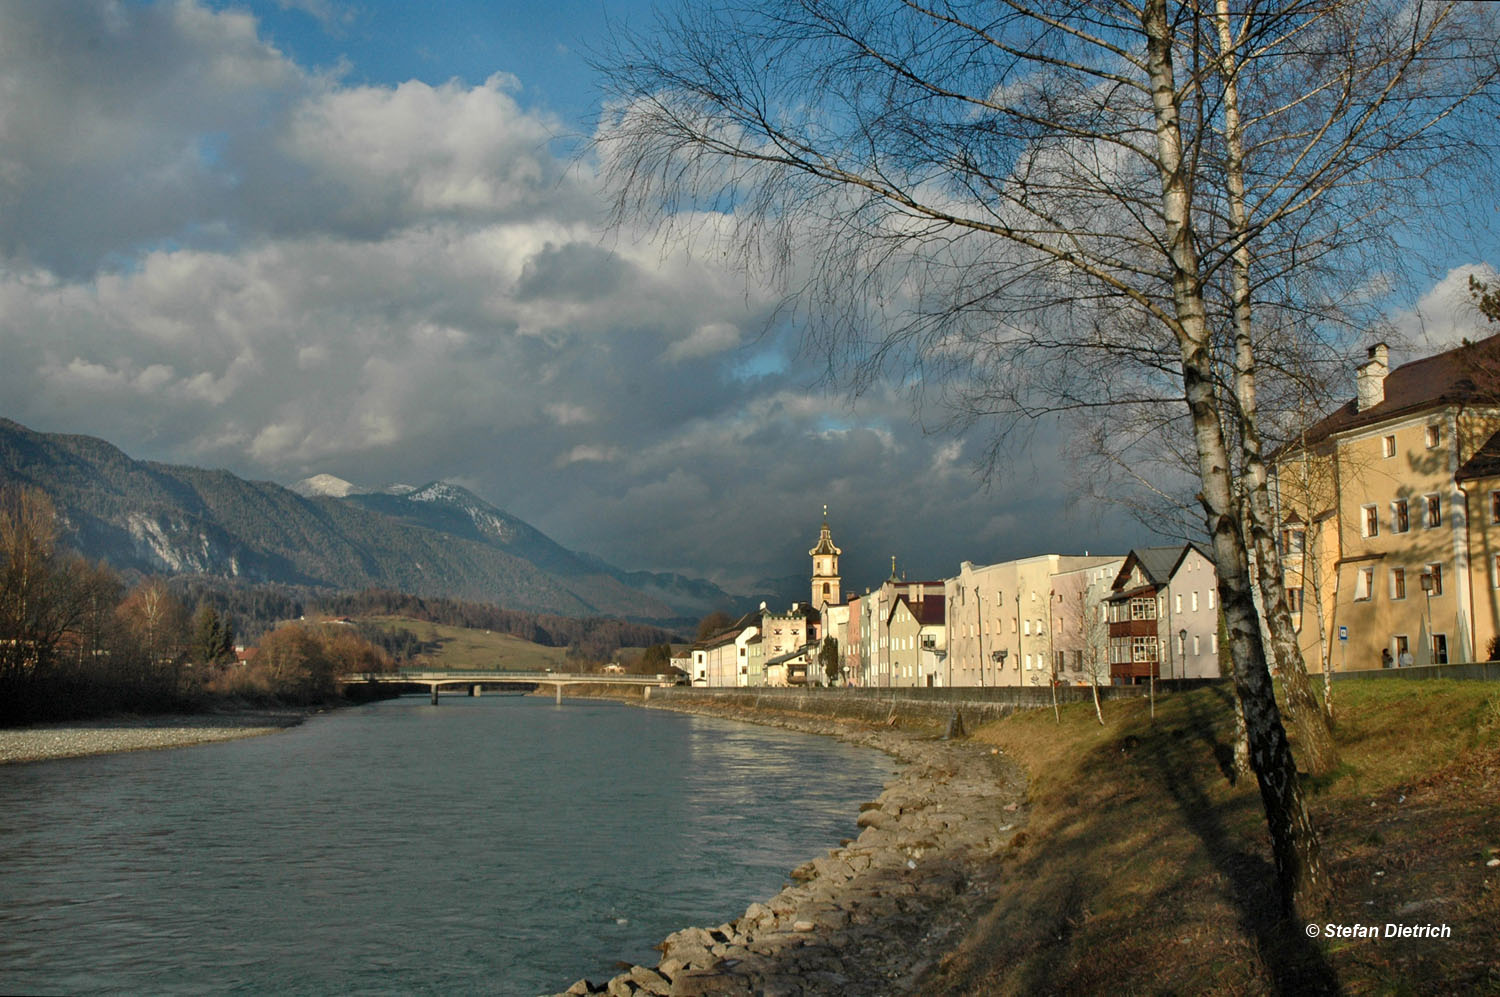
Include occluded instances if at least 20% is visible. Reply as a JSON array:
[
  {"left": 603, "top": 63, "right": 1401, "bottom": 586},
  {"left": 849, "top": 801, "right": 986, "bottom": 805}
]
[
  {"left": 1272, "top": 335, "right": 1500, "bottom": 670},
  {"left": 1105, "top": 545, "right": 1221, "bottom": 683},
  {"left": 809, "top": 508, "right": 842, "bottom": 611},
  {"left": 887, "top": 589, "right": 947, "bottom": 686},
  {"left": 1049, "top": 557, "right": 1126, "bottom": 686},
  {"left": 945, "top": 554, "right": 1122, "bottom": 687}
]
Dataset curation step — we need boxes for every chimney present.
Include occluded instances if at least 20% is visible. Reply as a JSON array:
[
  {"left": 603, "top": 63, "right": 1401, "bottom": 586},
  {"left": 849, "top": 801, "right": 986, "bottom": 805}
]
[{"left": 1356, "top": 343, "right": 1389, "bottom": 411}]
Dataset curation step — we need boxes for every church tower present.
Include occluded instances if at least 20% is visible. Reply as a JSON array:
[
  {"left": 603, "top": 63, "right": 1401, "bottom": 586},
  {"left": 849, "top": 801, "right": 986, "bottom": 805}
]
[{"left": 809, "top": 506, "right": 842, "bottom": 610}]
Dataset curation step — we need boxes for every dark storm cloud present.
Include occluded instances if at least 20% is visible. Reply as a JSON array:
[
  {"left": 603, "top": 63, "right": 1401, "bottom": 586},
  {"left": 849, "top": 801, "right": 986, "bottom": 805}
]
[{"left": 0, "top": 0, "right": 1150, "bottom": 591}]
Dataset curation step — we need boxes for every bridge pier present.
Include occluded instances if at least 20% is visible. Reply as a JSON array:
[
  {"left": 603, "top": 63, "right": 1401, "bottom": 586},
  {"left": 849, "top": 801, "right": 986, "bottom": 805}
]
[
  {"left": 431, "top": 686, "right": 439, "bottom": 706},
  {"left": 470, "top": 684, "right": 481, "bottom": 697},
  {"left": 555, "top": 684, "right": 562, "bottom": 705}
]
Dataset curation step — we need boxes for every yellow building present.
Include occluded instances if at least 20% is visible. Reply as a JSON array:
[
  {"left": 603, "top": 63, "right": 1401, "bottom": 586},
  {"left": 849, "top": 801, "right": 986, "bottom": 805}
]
[{"left": 1272, "top": 337, "right": 1500, "bottom": 671}]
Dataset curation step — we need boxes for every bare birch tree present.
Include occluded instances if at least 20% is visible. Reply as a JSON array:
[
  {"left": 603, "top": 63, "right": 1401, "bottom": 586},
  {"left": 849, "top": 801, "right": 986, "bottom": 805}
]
[{"left": 594, "top": 0, "right": 1500, "bottom": 915}]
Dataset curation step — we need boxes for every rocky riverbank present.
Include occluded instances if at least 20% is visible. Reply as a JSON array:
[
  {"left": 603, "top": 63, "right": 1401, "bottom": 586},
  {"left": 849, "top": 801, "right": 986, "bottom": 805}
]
[
  {"left": 555, "top": 697, "right": 1027, "bottom": 996},
  {"left": 0, "top": 710, "right": 307, "bottom": 765}
]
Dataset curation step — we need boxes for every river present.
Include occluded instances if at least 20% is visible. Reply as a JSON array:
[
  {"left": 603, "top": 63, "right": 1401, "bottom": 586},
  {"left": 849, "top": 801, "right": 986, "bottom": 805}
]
[{"left": 0, "top": 693, "right": 894, "bottom": 995}]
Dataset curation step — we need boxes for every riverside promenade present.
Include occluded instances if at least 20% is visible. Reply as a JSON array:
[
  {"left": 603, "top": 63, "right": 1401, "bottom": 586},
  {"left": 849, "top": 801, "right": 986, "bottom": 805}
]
[{"left": 553, "top": 688, "right": 1034, "bottom": 996}]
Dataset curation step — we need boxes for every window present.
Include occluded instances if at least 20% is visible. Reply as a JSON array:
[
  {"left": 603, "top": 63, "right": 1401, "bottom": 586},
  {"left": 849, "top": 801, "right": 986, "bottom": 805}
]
[
  {"left": 1391, "top": 567, "right": 1406, "bottom": 600},
  {"left": 1208, "top": 589, "right": 1215, "bottom": 610},
  {"left": 1395, "top": 634, "right": 1409, "bottom": 662},
  {"left": 1424, "top": 562, "right": 1444, "bottom": 597},
  {"left": 1175, "top": 593, "right": 1182, "bottom": 613},
  {"left": 1382, "top": 434, "right": 1396, "bottom": 458},
  {"left": 1287, "top": 587, "right": 1304, "bottom": 613},
  {"left": 1425, "top": 424, "right": 1441, "bottom": 449},
  {"left": 1354, "top": 566, "right": 1374, "bottom": 601},
  {"left": 1493, "top": 553, "right": 1500, "bottom": 588},
  {"left": 1363, "top": 505, "right": 1380, "bottom": 537},
  {"left": 1211, "top": 632, "right": 1218, "bottom": 653},
  {"left": 1492, "top": 491, "right": 1500, "bottom": 524},
  {"left": 1024, "top": 619, "right": 1031, "bottom": 635},
  {"left": 1193, "top": 634, "right": 1201, "bottom": 655},
  {"left": 1425, "top": 494, "right": 1442, "bottom": 529},
  {"left": 1130, "top": 597, "right": 1157, "bottom": 620},
  {"left": 1392, "top": 499, "right": 1409, "bottom": 533},
  {"left": 1281, "top": 528, "right": 1306, "bottom": 555},
  {"left": 1132, "top": 636, "right": 1159, "bottom": 662},
  {"left": 1191, "top": 591, "right": 1199, "bottom": 612},
  {"left": 1432, "top": 633, "right": 1448, "bottom": 665}
]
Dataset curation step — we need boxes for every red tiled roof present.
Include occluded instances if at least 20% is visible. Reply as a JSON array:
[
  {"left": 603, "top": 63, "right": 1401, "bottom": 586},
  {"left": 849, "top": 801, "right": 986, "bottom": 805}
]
[
  {"left": 1291, "top": 334, "right": 1500, "bottom": 450},
  {"left": 889, "top": 593, "right": 946, "bottom": 627}
]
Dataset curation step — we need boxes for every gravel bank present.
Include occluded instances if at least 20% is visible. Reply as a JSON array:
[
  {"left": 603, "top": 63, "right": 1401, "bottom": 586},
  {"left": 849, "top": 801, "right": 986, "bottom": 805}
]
[
  {"left": 555, "top": 698, "right": 1026, "bottom": 996},
  {"left": 0, "top": 711, "right": 307, "bottom": 765}
]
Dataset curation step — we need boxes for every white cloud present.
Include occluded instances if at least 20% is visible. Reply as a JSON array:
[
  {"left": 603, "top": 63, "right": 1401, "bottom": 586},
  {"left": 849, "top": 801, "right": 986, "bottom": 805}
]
[
  {"left": 1388, "top": 263, "right": 1497, "bottom": 360},
  {"left": 557, "top": 444, "right": 622, "bottom": 466},
  {"left": 0, "top": 0, "right": 1153, "bottom": 591},
  {"left": 663, "top": 321, "right": 741, "bottom": 362}
]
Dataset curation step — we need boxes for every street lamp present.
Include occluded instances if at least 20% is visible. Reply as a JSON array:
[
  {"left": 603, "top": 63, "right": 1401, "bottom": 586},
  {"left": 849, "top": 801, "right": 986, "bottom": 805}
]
[
  {"left": 1420, "top": 571, "right": 1435, "bottom": 665},
  {"left": 1178, "top": 628, "right": 1187, "bottom": 682},
  {"left": 995, "top": 648, "right": 1007, "bottom": 685}
]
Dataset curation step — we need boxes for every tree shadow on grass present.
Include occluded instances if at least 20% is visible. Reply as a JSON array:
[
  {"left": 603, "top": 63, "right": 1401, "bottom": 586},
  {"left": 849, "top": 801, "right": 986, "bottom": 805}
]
[{"left": 1142, "top": 690, "right": 1342, "bottom": 995}]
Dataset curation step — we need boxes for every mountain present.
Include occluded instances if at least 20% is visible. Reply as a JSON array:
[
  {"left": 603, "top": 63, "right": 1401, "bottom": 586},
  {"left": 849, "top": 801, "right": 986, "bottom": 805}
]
[
  {"left": 0, "top": 418, "right": 748, "bottom": 624},
  {"left": 291, "top": 473, "right": 359, "bottom": 498}
]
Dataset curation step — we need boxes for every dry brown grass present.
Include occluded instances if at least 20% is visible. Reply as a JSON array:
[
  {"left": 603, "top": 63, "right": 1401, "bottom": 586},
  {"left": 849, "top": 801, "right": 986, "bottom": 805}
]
[{"left": 924, "top": 680, "right": 1500, "bottom": 996}]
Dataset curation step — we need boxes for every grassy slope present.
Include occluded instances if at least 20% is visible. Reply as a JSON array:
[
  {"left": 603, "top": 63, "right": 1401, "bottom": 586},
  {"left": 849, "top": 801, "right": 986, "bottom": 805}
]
[
  {"left": 926, "top": 680, "right": 1500, "bottom": 995},
  {"left": 361, "top": 615, "right": 571, "bottom": 672}
]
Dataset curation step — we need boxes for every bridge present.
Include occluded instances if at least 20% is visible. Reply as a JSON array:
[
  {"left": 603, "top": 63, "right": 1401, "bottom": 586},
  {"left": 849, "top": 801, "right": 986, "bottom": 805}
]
[{"left": 338, "top": 670, "right": 680, "bottom": 705}]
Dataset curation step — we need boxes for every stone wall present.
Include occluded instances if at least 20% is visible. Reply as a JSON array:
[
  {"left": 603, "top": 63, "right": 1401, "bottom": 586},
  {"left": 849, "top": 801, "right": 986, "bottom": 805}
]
[
  {"left": 1331, "top": 662, "right": 1500, "bottom": 682},
  {"left": 650, "top": 680, "right": 1220, "bottom": 729}
]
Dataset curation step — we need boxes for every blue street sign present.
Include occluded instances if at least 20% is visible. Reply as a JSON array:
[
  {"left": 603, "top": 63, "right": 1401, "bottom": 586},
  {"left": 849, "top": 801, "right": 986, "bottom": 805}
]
[{"left": 1338, "top": 625, "right": 1348, "bottom": 642}]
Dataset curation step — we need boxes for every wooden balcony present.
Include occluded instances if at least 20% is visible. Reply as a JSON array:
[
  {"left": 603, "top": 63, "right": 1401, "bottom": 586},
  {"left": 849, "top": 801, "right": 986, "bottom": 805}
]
[
  {"left": 1111, "top": 660, "right": 1160, "bottom": 681},
  {"left": 1109, "top": 618, "right": 1160, "bottom": 638}
]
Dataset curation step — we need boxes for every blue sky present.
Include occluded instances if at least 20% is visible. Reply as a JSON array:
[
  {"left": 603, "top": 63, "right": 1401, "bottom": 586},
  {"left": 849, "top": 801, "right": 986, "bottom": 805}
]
[
  {"left": 0, "top": 0, "right": 1492, "bottom": 596},
  {"left": 232, "top": 0, "right": 621, "bottom": 124}
]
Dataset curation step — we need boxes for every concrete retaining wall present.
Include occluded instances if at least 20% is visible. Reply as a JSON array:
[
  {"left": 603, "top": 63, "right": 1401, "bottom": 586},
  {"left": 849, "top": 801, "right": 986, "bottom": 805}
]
[
  {"left": 1331, "top": 662, "right": 1500, "bottom": 682},
  {"left": 651, "top": 680, "right": 1222, "bottom": 728}
]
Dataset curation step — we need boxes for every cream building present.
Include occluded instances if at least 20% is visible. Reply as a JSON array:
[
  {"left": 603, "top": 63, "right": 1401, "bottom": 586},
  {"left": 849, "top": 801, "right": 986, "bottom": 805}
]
[
  {"left": 887, "top": 590, "right": 947, "bottom": 687},
  {"left": 1049, "top": 557, "right": 1126, "bottom": 685},
  {"left": 1272, "top": 336, "right": 1500, "bottom": 670},
  {"left": 944, "top": 554, "right": 1121, "bottom": 687}
]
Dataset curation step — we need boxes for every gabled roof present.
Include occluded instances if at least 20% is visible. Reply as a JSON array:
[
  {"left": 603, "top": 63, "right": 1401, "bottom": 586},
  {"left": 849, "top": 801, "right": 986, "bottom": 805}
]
[
  {"left": 887, "top": 593, "right": 946, "bottom": 628},
  {"left": 694, "top": 611, "right": 761, "bottom": 650},
  {"left": 1289, "top": 334, "right": 1500, "bottom": 451},
  {"left": 1108, "top": 544, "right": 1211, "bottom": 598}
]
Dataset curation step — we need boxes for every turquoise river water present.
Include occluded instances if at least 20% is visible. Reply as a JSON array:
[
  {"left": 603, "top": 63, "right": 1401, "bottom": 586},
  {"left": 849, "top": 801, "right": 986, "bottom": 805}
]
[{"left": 0, "top": 694, "right": 894, "bottom": 995}]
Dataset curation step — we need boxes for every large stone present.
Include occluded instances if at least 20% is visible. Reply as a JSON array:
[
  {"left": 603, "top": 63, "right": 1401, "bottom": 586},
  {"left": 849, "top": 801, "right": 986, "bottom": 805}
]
[
  {"left": 629, "top": 966, "right": 672, "bottom": 995},
  {"left": 668, "top": 970, "right": 754, "bottom": 997}
]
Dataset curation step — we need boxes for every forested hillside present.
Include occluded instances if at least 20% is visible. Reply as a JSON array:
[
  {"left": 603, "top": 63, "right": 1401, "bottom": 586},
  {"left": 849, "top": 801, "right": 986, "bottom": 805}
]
[{"left": 0, "top": 418, "right": 745, "bottom": 624}]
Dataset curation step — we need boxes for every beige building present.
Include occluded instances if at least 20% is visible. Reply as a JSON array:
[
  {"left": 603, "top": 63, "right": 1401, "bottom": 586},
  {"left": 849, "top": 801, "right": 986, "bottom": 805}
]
[
  {"left": 858, "top": 573, "right": 944, "bottom": 686},
  {"left": 1272, "top": 336, "right": 1500, "bottom": 670},
  {"left": 887, "top": 590, "right": 947, "bottom": 687},
  {"left": 944, "top": 554, "right": 1121, "bottom": 687},
  {"left": 1049, "top": 557, "right": 1126, "bottom": 685}
]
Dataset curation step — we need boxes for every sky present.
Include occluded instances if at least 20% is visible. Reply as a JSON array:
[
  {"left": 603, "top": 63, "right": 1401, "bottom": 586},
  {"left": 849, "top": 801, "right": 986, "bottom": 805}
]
[{"left": 1, "top": 0, "right": 1494, "bottom": 596}]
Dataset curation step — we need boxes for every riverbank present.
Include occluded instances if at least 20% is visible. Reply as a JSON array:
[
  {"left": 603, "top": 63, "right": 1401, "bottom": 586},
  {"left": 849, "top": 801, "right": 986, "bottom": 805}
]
[
  {"left": 558, "top": 680, "right": 1500, "bottom": 994},
  {"left": 0, "top": 709, "right": 309, "bottom": 765},
  {"left": 553, "top": 692, "right": 1028, "bottom": 996}
]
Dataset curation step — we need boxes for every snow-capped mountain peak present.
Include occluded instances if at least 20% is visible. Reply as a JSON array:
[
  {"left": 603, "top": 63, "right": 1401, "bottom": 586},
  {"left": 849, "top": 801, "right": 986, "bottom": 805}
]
[{"left": 293, "top": 473, "right": 361, "bottom": 498}]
